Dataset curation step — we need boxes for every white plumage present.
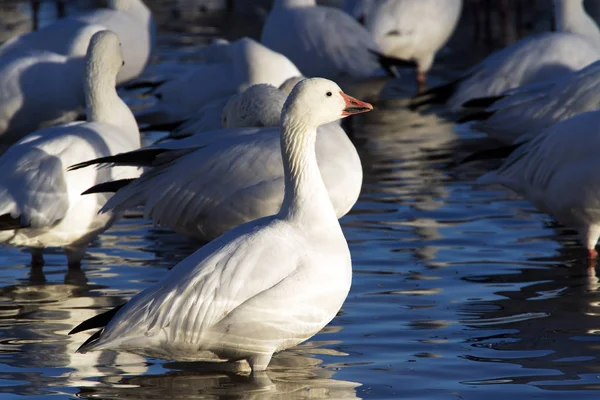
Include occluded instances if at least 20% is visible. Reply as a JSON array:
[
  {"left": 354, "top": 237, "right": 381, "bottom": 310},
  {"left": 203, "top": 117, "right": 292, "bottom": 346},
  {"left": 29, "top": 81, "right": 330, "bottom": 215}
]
[
  {"left": 415, "top": 0, "right": 600, "bottom": 112},
  {"left": 261, "top": 0, "right": 384, "bottom": 79},
  {"left": 0, "top": 0, "right": 155, "bottom": 85},
  {"left": 480, "top": 110, "right": 600, "bottom": 258},
  {"left": 171, "top": 83, "right": 288, "bottom": 138},
  {"left": 71, "top": 78, "right": 373, "bottom": 372},
  {"left": 469, "top": 60, "right": 600, "bottom": 144},
  {"left": 365, "top": 0, "right": 462, "bottom": 91},
  {"left": 74, "top": 85, "right": 362, "bottom": 241},
  {"left": 135, "top": 38, "right": 301, "bottom": 126},
  {"left": 0, "top": 30, "right": 140, "bottom": 266},
  {"left": 0, "top": 51, "right": 84, "bottom": 145}
]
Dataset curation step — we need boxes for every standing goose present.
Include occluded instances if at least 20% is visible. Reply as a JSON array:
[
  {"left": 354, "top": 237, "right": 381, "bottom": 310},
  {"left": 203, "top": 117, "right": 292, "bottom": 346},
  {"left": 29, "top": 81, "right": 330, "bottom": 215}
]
[
  {"left": 365, "top": 0, "right": 463, "bottom": 92},
  {"left": 0, "top": 30, "right": 140, "bottom": 267},
  {"left": 412, "top": 0, "right": 600, "bottom": 112},
  {"left": 260, "top": 0, "right": 411, "bottom": 79},
  {"left": 69, "top": 78, "right": 372, "bottom": 372},
  {"left": 68, "top": 81, "right": 363, "bottom": 242},
  {"left": 0, "top": 0, "right": 155, "bottom": 84},
  {"left": 480, "top": 110, "right": 600, "bottom": 259}
]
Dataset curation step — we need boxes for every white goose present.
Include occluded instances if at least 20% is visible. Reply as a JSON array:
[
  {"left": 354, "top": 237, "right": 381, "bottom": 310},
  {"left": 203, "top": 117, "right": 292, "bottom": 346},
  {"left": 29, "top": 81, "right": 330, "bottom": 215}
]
[
  {"left": 480, "top": 110, "right": 600, "bottom": 259},
  {"left": 463, "top": 60, "right": 600, "bottom": 144},
  {"left": 413, "top": 0, "right": 600, "bottom": 112},
  {"left": 135, "top": 38, "right": 301, "bottom": 126},
  {"left": 365, "top": 0, "right": 463, "bottom": 92},
  {"left": 0, "top": 30, "right": 140, "bottom": 267},
  {"left": 0, "top": 50, "right": 85, "bottom": 146},
  {"left": 69, "top": 78, "right": 372, "bottom": 372},
  {"left": 70, "top": 82, "right": 363, "bottom": 242},
  {"left": 261, "top": 0, "right": 409, "bottom": 79},
  {"left": 170, "top": 83, "right": 288, "bottom": 138},
  {"left": 0, "top": 0, "right": 155, "bottom": 84}
]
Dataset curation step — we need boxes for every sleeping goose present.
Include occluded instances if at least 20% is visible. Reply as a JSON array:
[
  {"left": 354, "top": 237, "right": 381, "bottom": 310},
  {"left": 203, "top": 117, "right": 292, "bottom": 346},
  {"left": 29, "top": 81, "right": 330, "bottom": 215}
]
[
  {"left": 461, "top": 60, "right": 600, "bottom": 144},
  {"left": 135, "top": 38, "right": 301, "bottom": 127}
]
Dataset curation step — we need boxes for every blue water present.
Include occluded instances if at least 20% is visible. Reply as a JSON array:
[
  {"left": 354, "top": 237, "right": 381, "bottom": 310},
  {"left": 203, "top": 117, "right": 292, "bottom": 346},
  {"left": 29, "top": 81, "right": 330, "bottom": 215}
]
[{"left": 0, "top": 1, "right": 599, "bottom": 399}]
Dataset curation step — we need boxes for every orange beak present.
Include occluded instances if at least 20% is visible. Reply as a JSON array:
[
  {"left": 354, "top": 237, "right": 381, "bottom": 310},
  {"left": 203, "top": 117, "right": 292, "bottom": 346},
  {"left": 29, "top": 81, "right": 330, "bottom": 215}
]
[{"left": 340, "top": 91, "right": 373, "bottom": 116}]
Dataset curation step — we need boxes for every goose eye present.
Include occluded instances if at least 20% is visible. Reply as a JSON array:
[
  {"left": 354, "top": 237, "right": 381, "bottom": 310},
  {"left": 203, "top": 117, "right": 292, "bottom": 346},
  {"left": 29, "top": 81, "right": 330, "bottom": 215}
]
[{"left": 326, "top": 91, "right": 332, "bottom": 97}]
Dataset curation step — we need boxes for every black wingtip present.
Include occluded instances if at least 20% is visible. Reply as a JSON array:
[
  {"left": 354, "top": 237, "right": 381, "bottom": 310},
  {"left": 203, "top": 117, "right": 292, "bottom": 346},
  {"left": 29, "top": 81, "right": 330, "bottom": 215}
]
[
  {"left": 122, "top": 79, "right": 166, "bottom": 92},
  {"left": 457, "top": 110, "right": 496, "bottom": 124},
  {"left": 462, "top": 95, "right": 505, "bottom": 109},
  {"left": 75, "top": 329, "right": 103, "bottom": 353},
  {"left": 459, "top": 143, "right": 523, "bottom": 164},
  {"left": 140, "top": 120, "right": 184, "bottom": 133},
  {"left": 81, "top": 179, "right": 135, "bottom": 195},
  {"left": 69, "top": 304, "right": 124, "bottom": 335},
  {"left": 0, "top": 214, "right": 29, "bottom": 230},
  {"left": 69, "top": 148, "right": 170, "bottom": 172},
  {"left": 68, "top": 155, "right": 120, "bottom": 171}
]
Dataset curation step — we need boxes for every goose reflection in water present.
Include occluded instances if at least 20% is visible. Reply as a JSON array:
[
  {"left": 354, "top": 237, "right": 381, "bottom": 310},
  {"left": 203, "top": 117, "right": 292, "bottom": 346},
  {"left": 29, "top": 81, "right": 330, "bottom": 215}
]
[
  {"left": 76, "top": 349, "right": 361, "bottom": 400},
  {"left": 0, "top": 262, "right": 147, "bottom": 396}
]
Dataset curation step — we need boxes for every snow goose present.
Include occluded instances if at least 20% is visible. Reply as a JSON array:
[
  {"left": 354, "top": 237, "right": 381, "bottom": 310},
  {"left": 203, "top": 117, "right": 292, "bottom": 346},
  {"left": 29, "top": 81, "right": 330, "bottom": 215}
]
[
  {"left": 0, "top": 30, "right": 140, "bottom": 267},
  {"left": 461, "top": 60, "right": 600, "bottom": 144},
  {"left": 69, "top": 88, "right": 362, "bottom": 241},
  {"left": 260, "top": 0, "right": 412, "bottom": 79},
  {"left": 169, "top": 83, "right": 288, "bottom": 138},
  {"left": 1, "top": 0, "right": 155, "bottom": 84},
  {"left": 480, "top": 110, "right": 600, "bottom": 259},
  {"left": 412, "top": 0, "right": 600, "bottom": 112},
  {"left": 0, "top": 50, "right": 85, "bottom": 146},
  {"left": 69, "top": 78, "right": 372, "bottom": 372},
  {"left": 364, "top": 0, "right": 462, "bottom": 92},
  {"left": 135, "top": 38, "right": 301, "bottom": 126}
]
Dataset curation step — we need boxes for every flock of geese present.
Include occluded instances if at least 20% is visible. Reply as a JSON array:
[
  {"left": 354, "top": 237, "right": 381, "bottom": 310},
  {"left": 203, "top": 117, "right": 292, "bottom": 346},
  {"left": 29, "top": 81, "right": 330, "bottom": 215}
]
[{"left": 0, "top": 0, "right": 599, "bottom": 374}]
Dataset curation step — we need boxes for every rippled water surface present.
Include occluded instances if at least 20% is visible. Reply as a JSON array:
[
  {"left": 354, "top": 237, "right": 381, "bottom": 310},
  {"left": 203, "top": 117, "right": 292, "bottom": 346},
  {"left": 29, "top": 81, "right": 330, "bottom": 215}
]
[{"left": 1, "top": 1, "right": 600, "bottom": 399}]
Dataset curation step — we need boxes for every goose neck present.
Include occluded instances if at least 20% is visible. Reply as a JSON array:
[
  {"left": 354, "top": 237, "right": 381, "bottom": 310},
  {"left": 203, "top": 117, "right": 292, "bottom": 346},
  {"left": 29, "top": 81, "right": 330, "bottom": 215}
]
[
  {"left": 279, "top": 116, "right": 336, "bottom": 223},
  {"left": 553, "top": 0, "right": 587, "bottom": 32},
  {"left": 84, "top": 62, "right": 138, "bottom": 135}
]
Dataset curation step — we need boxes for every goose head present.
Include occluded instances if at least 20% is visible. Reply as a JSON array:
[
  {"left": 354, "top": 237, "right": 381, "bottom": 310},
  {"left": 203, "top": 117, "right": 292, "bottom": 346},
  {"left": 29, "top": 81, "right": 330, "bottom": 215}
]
[
  {"left": 222, "top": 84, "right": 287, "bottom": 128},
  {"left": 282, "top": 78, "right": 372, "bottom": 128},
  {"left": 85, "top": 30, "right": 124, "bottom": 83}
]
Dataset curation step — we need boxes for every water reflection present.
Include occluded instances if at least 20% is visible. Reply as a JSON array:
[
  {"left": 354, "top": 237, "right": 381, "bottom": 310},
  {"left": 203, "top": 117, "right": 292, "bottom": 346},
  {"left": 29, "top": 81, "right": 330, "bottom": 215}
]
[
  {"left": 0, "top": 263, "right": 147, "bottom": 396},
  {"left": 460, "top": 256, "right": 600, "bottom": 391},
  {"left": 78, "top": 351, "right": 361, "bottom": 399}
]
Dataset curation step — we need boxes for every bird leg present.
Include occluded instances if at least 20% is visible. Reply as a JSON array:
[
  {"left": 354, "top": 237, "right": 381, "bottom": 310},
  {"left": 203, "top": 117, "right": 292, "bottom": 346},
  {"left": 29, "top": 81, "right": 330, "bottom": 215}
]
[
  {"left": 65, "top": 246, "right": 86, "bottom": 269},
  {"left": 31, "top": 249, "right": 44, "bottom": 267},
  {"left": 31, "top": 0, "right": 40, "bottom": 31},
  {"left": 416, "top": 72, "right": 427, "bottom": 94},
  {"left": 248, "top": 353, "right": 272, "bottom": 373},
  {"left": 588, "top": 248, "right": 598, "bottom": 260}
]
